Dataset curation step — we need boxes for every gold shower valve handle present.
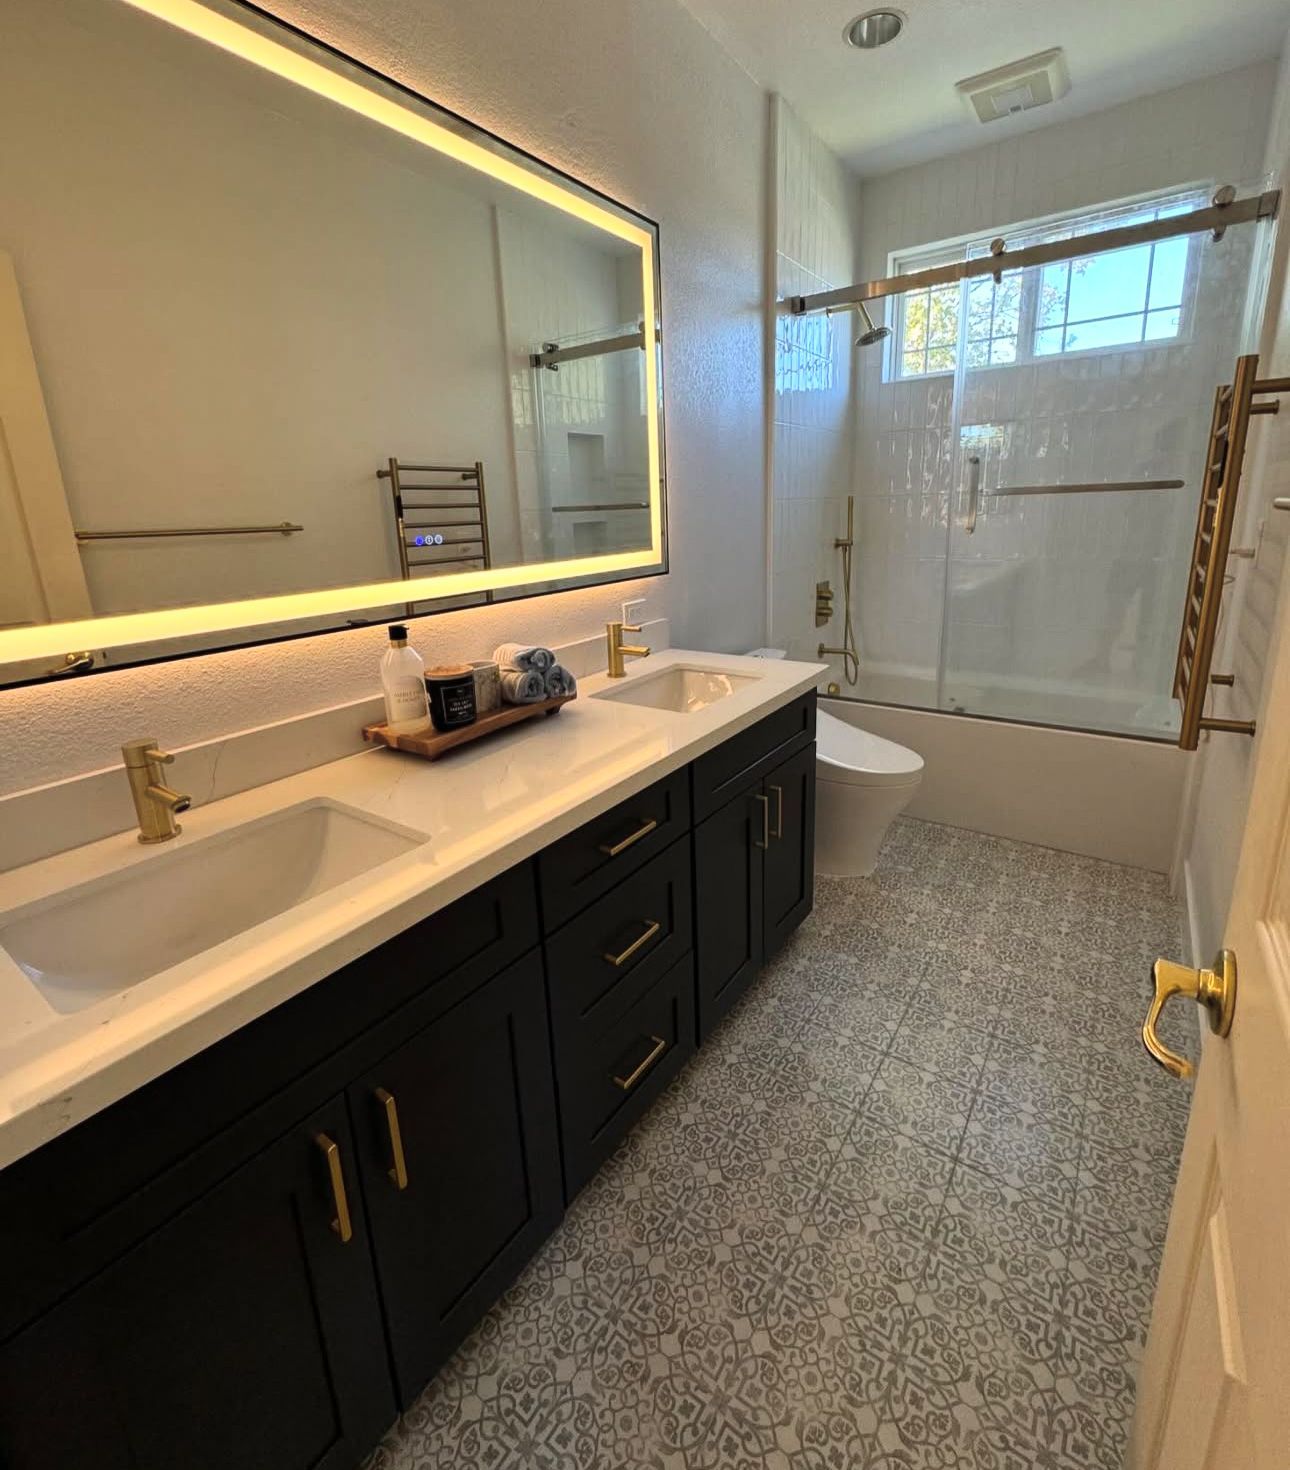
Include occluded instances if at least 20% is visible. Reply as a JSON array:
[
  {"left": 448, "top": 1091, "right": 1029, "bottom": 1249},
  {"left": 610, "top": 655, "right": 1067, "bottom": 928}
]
[{"left": 1142, "top": 950, "right": 1237, "bottom": 1081}]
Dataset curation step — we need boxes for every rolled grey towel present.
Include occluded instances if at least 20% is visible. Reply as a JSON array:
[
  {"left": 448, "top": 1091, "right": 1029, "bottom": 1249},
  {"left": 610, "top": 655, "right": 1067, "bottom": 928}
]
[
  {"left": 499, "top": 667, "right": 547, "bottom": 704},
  {"left": 493, "top": 642, "right": 554, "bottom": 674},
  {"left": 545, "top": 664, "right": 577, "bottom": 698}
]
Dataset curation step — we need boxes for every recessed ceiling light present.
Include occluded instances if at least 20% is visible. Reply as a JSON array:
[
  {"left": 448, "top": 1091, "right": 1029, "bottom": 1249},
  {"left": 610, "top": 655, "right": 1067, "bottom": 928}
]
[{"left": 844, "top": 9, "right": 906, "bottom": 49}]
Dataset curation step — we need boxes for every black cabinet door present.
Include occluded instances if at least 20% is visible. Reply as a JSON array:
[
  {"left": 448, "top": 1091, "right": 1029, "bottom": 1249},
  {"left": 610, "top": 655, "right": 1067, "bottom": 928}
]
[
  {"left": 0, "top": 1098, "right": 393, "bottom": 1470},
  {"left": 693, "top": 787, "right": 765, "bottom": 1040},
  {"left": 762, "top": 743, "right": 817, "bottom": 960},
  {"left": 350, "top": 950, "right": 562, "bottom": 1405}
]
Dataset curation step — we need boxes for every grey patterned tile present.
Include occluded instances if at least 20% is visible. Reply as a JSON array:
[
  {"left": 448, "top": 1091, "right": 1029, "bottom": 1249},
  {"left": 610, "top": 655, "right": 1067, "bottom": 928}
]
[
  {"left": 863, "top": 1052, "right": 976, "bottom": 1158},
  {"left": 368, "top": 816, "right": 1189, "bottom": 1470},
  {"left": 891, "top": 994, "right": 994, "bottom": 1086}
]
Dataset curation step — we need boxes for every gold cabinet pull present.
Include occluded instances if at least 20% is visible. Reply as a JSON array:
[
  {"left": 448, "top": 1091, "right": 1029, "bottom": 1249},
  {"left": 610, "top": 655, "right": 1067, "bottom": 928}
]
[
  {"left": 599, "top": 817, "right": 658, "bottom": 857},
  {"left": 613, "top": 1034, "right": 667, "bottom": 1091},
  {"left": 314, "top": 1133, "right": 354, "bottom": 1243},
  {"left": 1143, "top": 949, "right": 1237, "bottom": 1080},
  {"left": 769, "top": 784, "right": 784, "bottom": 840},
  {"left": 374, "top": 1087, "right": 409, "bottom": 1191},
  {"left": 753, "top": 794, "right": 770, "bottom": 850},
  {"left": 604, "top": 919, "right": 661, "bottom": 967}
]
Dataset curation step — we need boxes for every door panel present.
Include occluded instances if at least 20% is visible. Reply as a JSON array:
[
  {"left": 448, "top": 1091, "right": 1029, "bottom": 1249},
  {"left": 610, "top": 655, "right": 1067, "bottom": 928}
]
[
  {"left": 0, "top": 1098, "right": 394, "bottom": 1470},
  {"left": 351, "top": 950, "right": 562, "bottom": 1405},
  {"left": 762, "top": 744, "right": 816, "bottom": 959},
  {"left": 694, "top": 790, "right": 763, "bottom": 1039}
]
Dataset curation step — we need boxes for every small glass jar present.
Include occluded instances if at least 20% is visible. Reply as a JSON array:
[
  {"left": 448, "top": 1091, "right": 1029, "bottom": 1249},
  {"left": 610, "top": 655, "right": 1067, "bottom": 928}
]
[{"left": 424, "top": 664, "right": 477, "bottom": 731}]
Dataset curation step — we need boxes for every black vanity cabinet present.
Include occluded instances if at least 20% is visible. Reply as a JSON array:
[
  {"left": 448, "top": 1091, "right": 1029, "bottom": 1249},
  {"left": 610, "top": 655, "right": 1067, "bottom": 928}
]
[
  {"left": 693, "top": 700, "right": 817, "bottom": 1039},
  {"left": 348, "top": 951, "right": 562, "bottom": 1403},
  {"left": 0, "top": 690, "right": 817, "bottom": 1469},
  {"left": 0, "top": 1099, "right": 393, "bottom": 1470}
]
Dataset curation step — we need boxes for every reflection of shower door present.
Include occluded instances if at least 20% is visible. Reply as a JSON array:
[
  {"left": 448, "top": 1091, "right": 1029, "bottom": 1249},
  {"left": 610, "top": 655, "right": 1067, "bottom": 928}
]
[{"left": 935, "top": 221, "right": 1256, "bottom": 738}]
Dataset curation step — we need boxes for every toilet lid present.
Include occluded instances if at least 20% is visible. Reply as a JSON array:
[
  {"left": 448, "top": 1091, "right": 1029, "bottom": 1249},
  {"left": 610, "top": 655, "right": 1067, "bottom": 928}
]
[{"left": 816, "top": 709, "right": 924, "bottom": 787}]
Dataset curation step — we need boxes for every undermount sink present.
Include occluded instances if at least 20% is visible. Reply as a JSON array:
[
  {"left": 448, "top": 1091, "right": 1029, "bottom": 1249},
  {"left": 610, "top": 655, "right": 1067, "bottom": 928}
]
[
  {"left": 0, "top": 800, "right": 427, "bottom": 1015},
  {"left": 593, "top": 664, "right": 761, "bottom": 713}
]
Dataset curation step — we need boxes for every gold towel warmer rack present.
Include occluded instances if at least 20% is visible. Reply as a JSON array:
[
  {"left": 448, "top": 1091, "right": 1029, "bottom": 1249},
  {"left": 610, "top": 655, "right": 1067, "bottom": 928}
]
[
  {"left": 376, "top": 458, "right": 493, "bottom": 615},
  {"left": 1174, "top": 353, "right": 1288, "bottom": 750}
]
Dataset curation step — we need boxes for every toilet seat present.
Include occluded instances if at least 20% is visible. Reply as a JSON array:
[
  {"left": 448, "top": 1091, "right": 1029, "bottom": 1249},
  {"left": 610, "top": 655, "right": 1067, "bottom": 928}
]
[{"left": 816, "top": 710, "right": 923, "bottom": 788}]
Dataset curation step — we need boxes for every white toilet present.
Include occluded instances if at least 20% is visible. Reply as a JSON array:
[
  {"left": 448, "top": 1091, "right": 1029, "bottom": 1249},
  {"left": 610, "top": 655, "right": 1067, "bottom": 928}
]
[
  {"left": 743, "top": 650, "right": 924, "bottom": 878},
  {"left": 814, "top": 709, "right": 924, "bottom": 877}
]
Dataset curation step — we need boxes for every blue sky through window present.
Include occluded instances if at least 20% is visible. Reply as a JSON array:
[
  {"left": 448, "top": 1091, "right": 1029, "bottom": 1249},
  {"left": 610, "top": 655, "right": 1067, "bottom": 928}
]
[{"left": 891, "top": 191, "right": 1201, "bottom": 378}]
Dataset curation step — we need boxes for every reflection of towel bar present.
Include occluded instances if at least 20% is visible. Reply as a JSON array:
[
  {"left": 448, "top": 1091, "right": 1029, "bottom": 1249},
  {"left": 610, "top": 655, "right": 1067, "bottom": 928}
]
[
  {"left": 76, "top": 522, "right": 302, "bottom": 540},
  {"left": 551, "top": 501, "right": 649, "bottom": 512},
  {"left": 989, "top": 480, "right": 1184, "bottom": 497}
]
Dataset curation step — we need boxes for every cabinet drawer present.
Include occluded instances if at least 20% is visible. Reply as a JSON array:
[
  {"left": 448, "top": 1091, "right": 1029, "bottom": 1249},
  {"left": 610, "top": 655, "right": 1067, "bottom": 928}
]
[
  {"left": 546, "top": 837, "right": 692, "bottom": 1042},
  {"left": 691, "top": 692, "right": 816, "bottom": 820},
  {"left": 538, "top": 769, "right": 690, "bottom": 930},
  {"left": 558, "top": 953, "right": 696, "bottom": 1199}
]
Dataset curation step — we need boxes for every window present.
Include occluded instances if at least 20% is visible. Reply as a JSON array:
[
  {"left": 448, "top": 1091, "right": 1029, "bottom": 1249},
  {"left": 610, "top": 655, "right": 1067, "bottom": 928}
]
[{"left": 890, "top": 191, "right": 1202, "bottom": 379}]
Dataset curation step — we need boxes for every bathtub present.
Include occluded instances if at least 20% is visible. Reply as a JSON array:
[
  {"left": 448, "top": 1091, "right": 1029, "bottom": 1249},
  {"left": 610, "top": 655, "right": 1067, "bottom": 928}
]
[{"left": 820, "top": 695, "right": 1188, "bottom": 874}]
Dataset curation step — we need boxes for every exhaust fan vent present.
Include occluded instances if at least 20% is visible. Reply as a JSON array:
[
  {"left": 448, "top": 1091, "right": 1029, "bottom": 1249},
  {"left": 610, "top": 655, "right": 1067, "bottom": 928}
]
[{"left": 956, "top": 48, "right": 1069, "bottom": 124}]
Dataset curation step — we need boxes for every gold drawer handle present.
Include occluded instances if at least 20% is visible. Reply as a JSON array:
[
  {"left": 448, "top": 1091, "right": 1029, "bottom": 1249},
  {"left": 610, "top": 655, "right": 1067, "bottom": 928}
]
[
  {"left": 613, "top": 1034, "right": 667, "bottom": 1091},
  {"left": 1143, "top": 949, "right": 1237, "bottom": 1080},
  {"left": 753, "top": 793, "right": 770, "bottom": 850},
  {"left": 604, "top": 919, "right": 661, "bottom": 968},
  {"left": 769, "top": 784, "right": 784, "bottom": 840},
  {"left": 599, "top": 817, "right": 658, "bottom": 857},
  {"left": 314, "top": 1132, "right": 353, "bottom": 1243},
  {"left": 374, "top": 1087, "right": 409, "bottom": 1191}
]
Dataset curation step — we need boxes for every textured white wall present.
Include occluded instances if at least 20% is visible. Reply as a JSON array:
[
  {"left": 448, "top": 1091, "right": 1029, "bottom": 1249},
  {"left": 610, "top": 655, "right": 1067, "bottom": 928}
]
[
  {"left": 0, "top": 0, "right": 768, "bottom": 797},
  {"left": 1181, "top": 35, "right": 1290, "bottom": 955}
]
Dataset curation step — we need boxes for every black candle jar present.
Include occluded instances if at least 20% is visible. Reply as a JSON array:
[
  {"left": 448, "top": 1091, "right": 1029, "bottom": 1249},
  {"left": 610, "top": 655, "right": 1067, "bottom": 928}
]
[{"left": 424, "top": 664, "right": 477, "bottom": 732}]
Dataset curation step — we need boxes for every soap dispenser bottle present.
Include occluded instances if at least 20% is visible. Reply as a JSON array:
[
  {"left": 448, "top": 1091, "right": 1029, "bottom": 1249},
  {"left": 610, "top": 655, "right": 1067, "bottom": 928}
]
[{"left": 381, "top": 624, "right": 431, "bottom": 733}]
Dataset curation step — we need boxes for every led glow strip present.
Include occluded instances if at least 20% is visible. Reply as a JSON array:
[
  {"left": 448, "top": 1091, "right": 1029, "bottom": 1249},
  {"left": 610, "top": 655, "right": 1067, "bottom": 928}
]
[{"left": 3, "top": 0, "right": 663, "bottom": 665}]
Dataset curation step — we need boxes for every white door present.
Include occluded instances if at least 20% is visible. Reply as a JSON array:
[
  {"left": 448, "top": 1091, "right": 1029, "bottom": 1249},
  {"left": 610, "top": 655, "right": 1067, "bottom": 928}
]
[
  {"left": 0, "top": 250, "right": 90, "bottom": 631},
  {"left": 1128, "top": 529, "right": 1290, "bottom": 1461}
]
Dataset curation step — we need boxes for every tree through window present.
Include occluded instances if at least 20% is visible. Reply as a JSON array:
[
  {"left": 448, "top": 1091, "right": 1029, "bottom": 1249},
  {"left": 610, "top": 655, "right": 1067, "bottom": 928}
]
[{"left": 889, "top": 190, "right": 1202, "bottom": 379}]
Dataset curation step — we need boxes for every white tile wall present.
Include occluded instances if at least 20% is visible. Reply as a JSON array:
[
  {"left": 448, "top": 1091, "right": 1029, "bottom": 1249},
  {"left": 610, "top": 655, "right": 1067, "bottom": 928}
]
[{"left": 770, "top": 96, "right": 864, "bottom": 678}]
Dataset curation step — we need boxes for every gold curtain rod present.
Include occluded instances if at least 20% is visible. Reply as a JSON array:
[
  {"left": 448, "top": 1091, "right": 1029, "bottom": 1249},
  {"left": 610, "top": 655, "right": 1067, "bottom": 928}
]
[{"left": 786, "top": 187, "right": 1280, "bottom": 315}]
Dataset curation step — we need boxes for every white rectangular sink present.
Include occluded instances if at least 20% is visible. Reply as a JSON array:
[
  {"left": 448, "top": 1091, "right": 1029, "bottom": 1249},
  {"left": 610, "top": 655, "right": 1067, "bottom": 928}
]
[
  {"left": 0, "top": 800, "right": 427, "bottom": 1015},
  {"left": 592, "top": 664, "right": 761, "bottom": 713}
]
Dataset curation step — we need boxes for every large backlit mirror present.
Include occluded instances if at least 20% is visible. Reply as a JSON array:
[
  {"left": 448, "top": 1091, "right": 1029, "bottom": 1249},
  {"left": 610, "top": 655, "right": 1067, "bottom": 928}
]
[{"left": 0, "top": 0, "right": 665, "bottom": 689}]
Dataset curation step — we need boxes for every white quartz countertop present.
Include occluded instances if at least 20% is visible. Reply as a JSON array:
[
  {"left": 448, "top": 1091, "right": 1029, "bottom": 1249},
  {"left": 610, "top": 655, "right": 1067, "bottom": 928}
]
[{"left": 0, "top": 651, "right": 823, "bottom": 1169}]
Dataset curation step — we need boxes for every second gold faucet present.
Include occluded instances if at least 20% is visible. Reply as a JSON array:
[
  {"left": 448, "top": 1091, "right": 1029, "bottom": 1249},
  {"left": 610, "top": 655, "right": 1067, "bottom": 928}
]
[{"left": 606, "top": 621, "right": 650, "bottom": 678}]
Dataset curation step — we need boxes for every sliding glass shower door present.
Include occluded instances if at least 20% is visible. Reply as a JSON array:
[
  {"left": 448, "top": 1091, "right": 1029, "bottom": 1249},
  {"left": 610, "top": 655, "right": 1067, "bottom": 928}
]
[{"left": 858, "top": 186, "right": 1270, "bottom": 739}]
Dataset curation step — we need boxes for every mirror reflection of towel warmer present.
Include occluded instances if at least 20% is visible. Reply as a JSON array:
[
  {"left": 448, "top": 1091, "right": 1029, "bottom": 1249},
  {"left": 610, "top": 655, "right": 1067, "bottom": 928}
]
[{"left": 376, "top": 458, "right": 492, "bottom": 614}]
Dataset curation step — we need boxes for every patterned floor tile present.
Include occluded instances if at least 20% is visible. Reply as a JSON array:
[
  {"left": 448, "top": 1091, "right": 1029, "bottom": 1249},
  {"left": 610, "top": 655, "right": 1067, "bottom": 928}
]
[{"left": 366, "top": 816, "right": 1190, "bottom": 1470}]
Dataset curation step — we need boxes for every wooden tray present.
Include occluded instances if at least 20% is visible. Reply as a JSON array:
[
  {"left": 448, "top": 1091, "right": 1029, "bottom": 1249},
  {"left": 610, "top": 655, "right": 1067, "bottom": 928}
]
[{"left": 362, "top": 693, "right": 576, "bottom": 761}]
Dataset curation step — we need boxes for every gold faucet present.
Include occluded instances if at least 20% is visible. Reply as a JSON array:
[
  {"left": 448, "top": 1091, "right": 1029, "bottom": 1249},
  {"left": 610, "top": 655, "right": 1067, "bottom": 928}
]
[
  {"left": 606, "top": 621, "right": 650, "bottom": 678},
  {"left": 121, "top": 739, "right": 191, "bottom": 843}
]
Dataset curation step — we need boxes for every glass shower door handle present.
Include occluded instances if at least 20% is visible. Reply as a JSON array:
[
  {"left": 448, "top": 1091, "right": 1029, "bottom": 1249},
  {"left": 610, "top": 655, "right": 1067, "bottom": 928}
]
[{"left": 961, "top": 455, "right": 982, "bottom": 535}]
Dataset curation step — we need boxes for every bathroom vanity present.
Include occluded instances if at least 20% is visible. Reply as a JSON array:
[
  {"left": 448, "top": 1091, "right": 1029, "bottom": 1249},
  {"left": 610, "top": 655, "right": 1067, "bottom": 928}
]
[{"left": 0, "top": 655, "right": 818, "bottom": 1469}]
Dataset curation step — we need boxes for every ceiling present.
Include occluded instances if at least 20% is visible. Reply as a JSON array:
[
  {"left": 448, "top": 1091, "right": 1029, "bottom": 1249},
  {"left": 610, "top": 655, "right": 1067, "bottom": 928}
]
[{"left": 677, "top": 0, "right": 1290, "bottom": 176}]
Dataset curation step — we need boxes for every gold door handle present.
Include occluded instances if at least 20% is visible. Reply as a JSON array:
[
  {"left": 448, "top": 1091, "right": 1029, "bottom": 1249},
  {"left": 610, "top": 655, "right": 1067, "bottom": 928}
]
[
  {"left": 1143, "top": 949, "right": 1237, "bottom": 1080},
  {"left": 604, "top": 919, "right": 661, "bottom": 967},
  {"left": 753, "top": 794, "right": 770, "bottom": 850},
  {"left": 769, "top": 784, "right": 784, "bottom": 840},
  {"left": 613, "top": 1034, "right": 667, "bottom": 1091},
  {"left": 599, "top": 817, "right": 658, "bottom": 857},
  {"left": 314, "top": 1132, "right": 354, "bottom": 1242},
  {"left": 374, "top": 1087, "right": 409, "bottom": 1191}
]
